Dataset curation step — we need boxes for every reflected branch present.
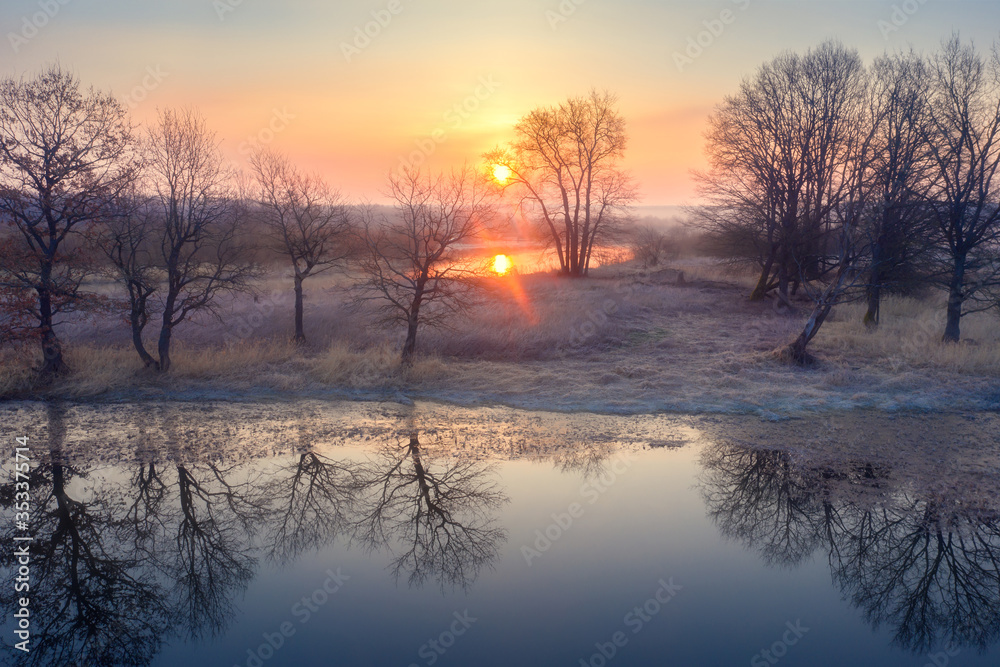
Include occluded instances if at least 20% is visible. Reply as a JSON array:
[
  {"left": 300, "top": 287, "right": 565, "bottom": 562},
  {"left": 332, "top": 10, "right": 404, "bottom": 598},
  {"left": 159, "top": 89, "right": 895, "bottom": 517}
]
[{"left": 353, "top": 433, "right": 509, "bottom": 591}]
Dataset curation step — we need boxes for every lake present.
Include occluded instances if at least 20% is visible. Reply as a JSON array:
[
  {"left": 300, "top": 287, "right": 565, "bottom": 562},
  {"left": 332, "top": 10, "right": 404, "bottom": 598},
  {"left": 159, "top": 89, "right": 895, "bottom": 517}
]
[{"left": 1, "top": 400, "right": 997, "bottom": 667}]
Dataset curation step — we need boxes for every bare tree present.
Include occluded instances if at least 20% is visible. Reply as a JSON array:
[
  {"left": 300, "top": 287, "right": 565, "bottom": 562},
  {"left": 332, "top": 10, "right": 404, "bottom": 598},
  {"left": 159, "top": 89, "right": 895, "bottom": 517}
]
[
  {"left": 923, "top": 35, "right": 1000, "bottom": 342},
  {"left": 696, "top": 42, "right": 875, "bottom": 362},
  {"left": 779, "top": 43, "right": 876, "bottom": 363},
  {"left": 144, "top": 108, "right": 260, "bottom": 371},
  {"left": 248, "top": 148, "right": 353, "bottom": 343},
  {"left": 700, "top": 441, "right": 1000, "bottom": 654},
  {"left": 263, "top": 451, "right": 363, "bottom": 564},
  {"left": 96, "top": 186, "right": 160, "bottom": 368},
  {"left": 629, "top": 224, "right": 674, "bottom": 268},
  {"left": 861, "top": 51, "right": 937, "bottom": 328},
  {"left": 0, "top": 65, "right": 136, "bottom": 375},
  {"left": 357, "top": 166, "right": 497, "bottom": 364},
  {"left": 486, "top": 90, "right": 637, "bottom": 277},
  {"left": 696, "top": 42, "right": 864, "bottom": 304}
]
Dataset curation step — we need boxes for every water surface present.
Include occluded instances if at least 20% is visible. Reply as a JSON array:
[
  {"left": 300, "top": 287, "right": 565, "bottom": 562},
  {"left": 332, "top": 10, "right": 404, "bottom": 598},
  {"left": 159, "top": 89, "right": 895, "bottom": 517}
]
[{"left": 1, "top": 401, "right": 998, "bottom": 667}]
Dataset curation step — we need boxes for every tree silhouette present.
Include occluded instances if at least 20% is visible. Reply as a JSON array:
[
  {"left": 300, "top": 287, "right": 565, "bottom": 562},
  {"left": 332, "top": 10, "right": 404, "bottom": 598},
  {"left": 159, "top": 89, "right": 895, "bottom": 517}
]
[
  {"left": 263, "top": 451, "right": 364, "bottom": 564},
  {"left": 166, "top": 463, "right": 264, "bottom": 641},
  {"left": 0, "top": 403, "right": 170, "bottom": 666},
  {"left": 700, "top": 445, "right": 823, "bottom": 566},
  {"left": 699, "top": 442, "right": 1000, "bottom": 653},
  {"left": 353, "top": 433, "right": 508, "bottom": 590}
]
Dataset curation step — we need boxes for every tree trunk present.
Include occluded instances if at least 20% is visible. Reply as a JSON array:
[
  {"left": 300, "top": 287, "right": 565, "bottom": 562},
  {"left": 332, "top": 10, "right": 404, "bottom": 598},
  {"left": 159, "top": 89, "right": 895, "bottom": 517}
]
[
  {"left": 863, "top": 283, "right": 881, "bottom": 330},
  {"left": 130, "top": 309, "right": 157, "bottom": 369},
  {"left": 157, "top": 322, "right": 173, "bottom": 373},
  {"left": 864, "top": 240, "right": 883, "bottom": 330},
  {"left": 293, "top": 274, "right": 305, "bottom": 344},
  {"left": 750, "top": 246, "right": 777, "bottom": 301},
  {"left": 401, "top": 285, "right": 424, "bottom": 365},
  {"left": 777, "top": 263, "right": 790, "bottom": 304},
  {"left": 779, "top": 262, "right": 849, "bottom": 366},
  {"left": 401, "top": 315, "right": 419, "bottom": 365},
  {"left": 36, "top": 283, "right": 67, "bottom": 376},
  {"left": 782, "top": 301, "right": 833, "bottom": 365},
  {"left": 942, "top": 254, "right": 965, "bottom": 343}
]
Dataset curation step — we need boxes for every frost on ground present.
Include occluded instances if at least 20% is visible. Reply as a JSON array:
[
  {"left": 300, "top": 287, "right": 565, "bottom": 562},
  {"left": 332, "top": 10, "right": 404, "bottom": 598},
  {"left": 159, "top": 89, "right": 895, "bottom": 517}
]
[{"left": 2, "top": 262, "right": 999, "bottom": 415}]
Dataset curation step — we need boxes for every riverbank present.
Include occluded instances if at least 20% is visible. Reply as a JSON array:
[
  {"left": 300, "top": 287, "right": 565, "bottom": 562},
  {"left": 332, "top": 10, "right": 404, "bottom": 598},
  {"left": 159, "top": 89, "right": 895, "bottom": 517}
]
[{"left": 2, "top": 264, "right": 998, "bottom": 415}]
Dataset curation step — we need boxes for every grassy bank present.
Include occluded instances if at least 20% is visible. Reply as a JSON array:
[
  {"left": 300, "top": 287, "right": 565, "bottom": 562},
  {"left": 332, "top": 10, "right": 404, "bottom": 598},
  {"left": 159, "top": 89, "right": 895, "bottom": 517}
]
[{"left": 2, "top": 263, "right": 998, "bottom": 413}]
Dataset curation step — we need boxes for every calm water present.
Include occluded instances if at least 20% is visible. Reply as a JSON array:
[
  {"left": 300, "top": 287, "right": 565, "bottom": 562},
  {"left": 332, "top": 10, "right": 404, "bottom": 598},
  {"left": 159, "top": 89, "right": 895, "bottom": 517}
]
[{"left": 1, "top": 402, "right": 998, "bottom": 667}]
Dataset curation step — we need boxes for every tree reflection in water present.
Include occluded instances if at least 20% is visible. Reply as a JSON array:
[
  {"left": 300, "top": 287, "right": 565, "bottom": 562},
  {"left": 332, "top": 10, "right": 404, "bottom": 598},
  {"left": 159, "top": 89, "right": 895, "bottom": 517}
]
[
  {"left": 0, "top": 409, "right": 508, "bottom": 666},
  {"left": 699, "top": 442, "right": 1000, "bottom": 654},
  {"left": 0, "top": 403, "right": 171, "bottom": 666},
  {"left": 353, "top": 433, "right": 509, "bottom": 591},
  {"left": 264, "top": 452, "right": 364, "bottom": 565}
]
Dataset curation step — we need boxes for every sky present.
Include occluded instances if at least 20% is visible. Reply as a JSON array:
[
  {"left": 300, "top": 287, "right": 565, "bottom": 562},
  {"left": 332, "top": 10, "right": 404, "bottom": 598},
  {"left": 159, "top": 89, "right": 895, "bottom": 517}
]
[{"left": 1, "top": 0, "right": 998, "bottom": 206}]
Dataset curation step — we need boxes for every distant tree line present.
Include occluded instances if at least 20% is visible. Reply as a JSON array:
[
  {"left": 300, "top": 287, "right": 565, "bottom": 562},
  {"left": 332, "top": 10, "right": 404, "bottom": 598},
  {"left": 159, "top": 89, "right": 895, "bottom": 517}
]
[{"left": 696, "top": 35, "right": 1000, "bottom": 361}]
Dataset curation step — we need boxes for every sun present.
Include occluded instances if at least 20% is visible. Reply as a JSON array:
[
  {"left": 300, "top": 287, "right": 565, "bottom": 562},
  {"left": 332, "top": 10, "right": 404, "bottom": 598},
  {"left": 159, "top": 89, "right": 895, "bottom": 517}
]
[
  {"left": 492, "top": 164, "right": 512, "bottom": 184},
  {"left": 492, "top": 254, "right": 513, "bottom": 276}
]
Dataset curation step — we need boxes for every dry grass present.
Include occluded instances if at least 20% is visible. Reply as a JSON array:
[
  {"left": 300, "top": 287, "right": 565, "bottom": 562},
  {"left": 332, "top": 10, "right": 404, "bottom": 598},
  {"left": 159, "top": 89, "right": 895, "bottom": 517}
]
[
  {"left": 308, "top": 343, "right": 445, "bottom": 388},
  {"left": 0, "top": 338, "right": 447, "bottom": 399},
  {"left": 0, "top": 347, "right": 37, "bottom": 397},
  {"left": 822, "top": 297, "right": 1000, "bottom": 377},
  {"left": 2, "top": 260, "right": 998, "bottom": 412},
  {"left": 169, "top": 340, "right": 300, "bottom": 378},
  {"left": 423, "top": 274, "right": 639, "bottom": 360}
]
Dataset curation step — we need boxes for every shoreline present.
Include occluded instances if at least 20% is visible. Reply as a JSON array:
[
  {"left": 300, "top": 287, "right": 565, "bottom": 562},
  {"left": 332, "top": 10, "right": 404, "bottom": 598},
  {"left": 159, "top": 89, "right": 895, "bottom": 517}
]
[
  {"left": 5, "top": 398, "right": 998, "bottom": 509},
  {"left": 4, "top": 377, "right": 999, "bottom": 417}
]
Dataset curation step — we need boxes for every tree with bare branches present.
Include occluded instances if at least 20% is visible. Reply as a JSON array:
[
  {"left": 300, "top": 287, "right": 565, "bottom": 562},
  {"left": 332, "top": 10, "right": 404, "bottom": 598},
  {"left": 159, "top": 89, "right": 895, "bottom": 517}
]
[
  {"left": 485, "top": 90, "right": 637, "bottom": 277},
  {"left": 696, "top": 42, "right": 868, "bottom": 306},
  {"left": 96, "top": 186, "right": 160, "bottom": 368},
  {"left": 352, "top": 433, "right": 508, "bottom": 590},
  {"left": 0, "top": 65, "right": 137, "bottom": 375},
  {"left": 143, "top": 108, "right": 260, "bottom": 372},
  {"left": 357, "top": 166, "right": 497, "bottom": 364},
  {"left": 629, "top": 224, "right": 675, "bottom": 268},
  {"left": 248, "top": 148, "right": 353, "bottom": 343},
  {"left": 923, "top": 35, "right": 1000, "bottom": 342},
  {"left": 860, "top": 51, "right": 937, "bottom": 328},
  {"left": 778, "top": 43, "right": 882, "bottom": 363}
]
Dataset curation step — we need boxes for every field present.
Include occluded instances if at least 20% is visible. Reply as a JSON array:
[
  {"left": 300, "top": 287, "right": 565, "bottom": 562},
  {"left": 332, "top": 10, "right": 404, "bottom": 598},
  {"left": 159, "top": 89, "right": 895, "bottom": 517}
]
[{"left": 3, "top": 258, "right": 998, "bottom": 415}]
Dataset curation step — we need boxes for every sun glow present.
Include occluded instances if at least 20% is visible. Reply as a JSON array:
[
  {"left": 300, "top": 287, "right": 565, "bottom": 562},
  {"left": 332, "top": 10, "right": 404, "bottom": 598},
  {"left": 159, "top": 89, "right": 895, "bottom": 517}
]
[
  {"left": 492, "top": 164, "right": 512, "bottom": 184},
  {"left": 492, "top": 254, "right": 513, "bottom": 276}
]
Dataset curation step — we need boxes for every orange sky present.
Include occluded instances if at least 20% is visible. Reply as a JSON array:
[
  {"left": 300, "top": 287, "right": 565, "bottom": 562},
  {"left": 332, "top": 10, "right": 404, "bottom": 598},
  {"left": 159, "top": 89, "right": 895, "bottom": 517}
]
[{"left": 2, "top": 0, "right": 998, "bottom": 205}]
